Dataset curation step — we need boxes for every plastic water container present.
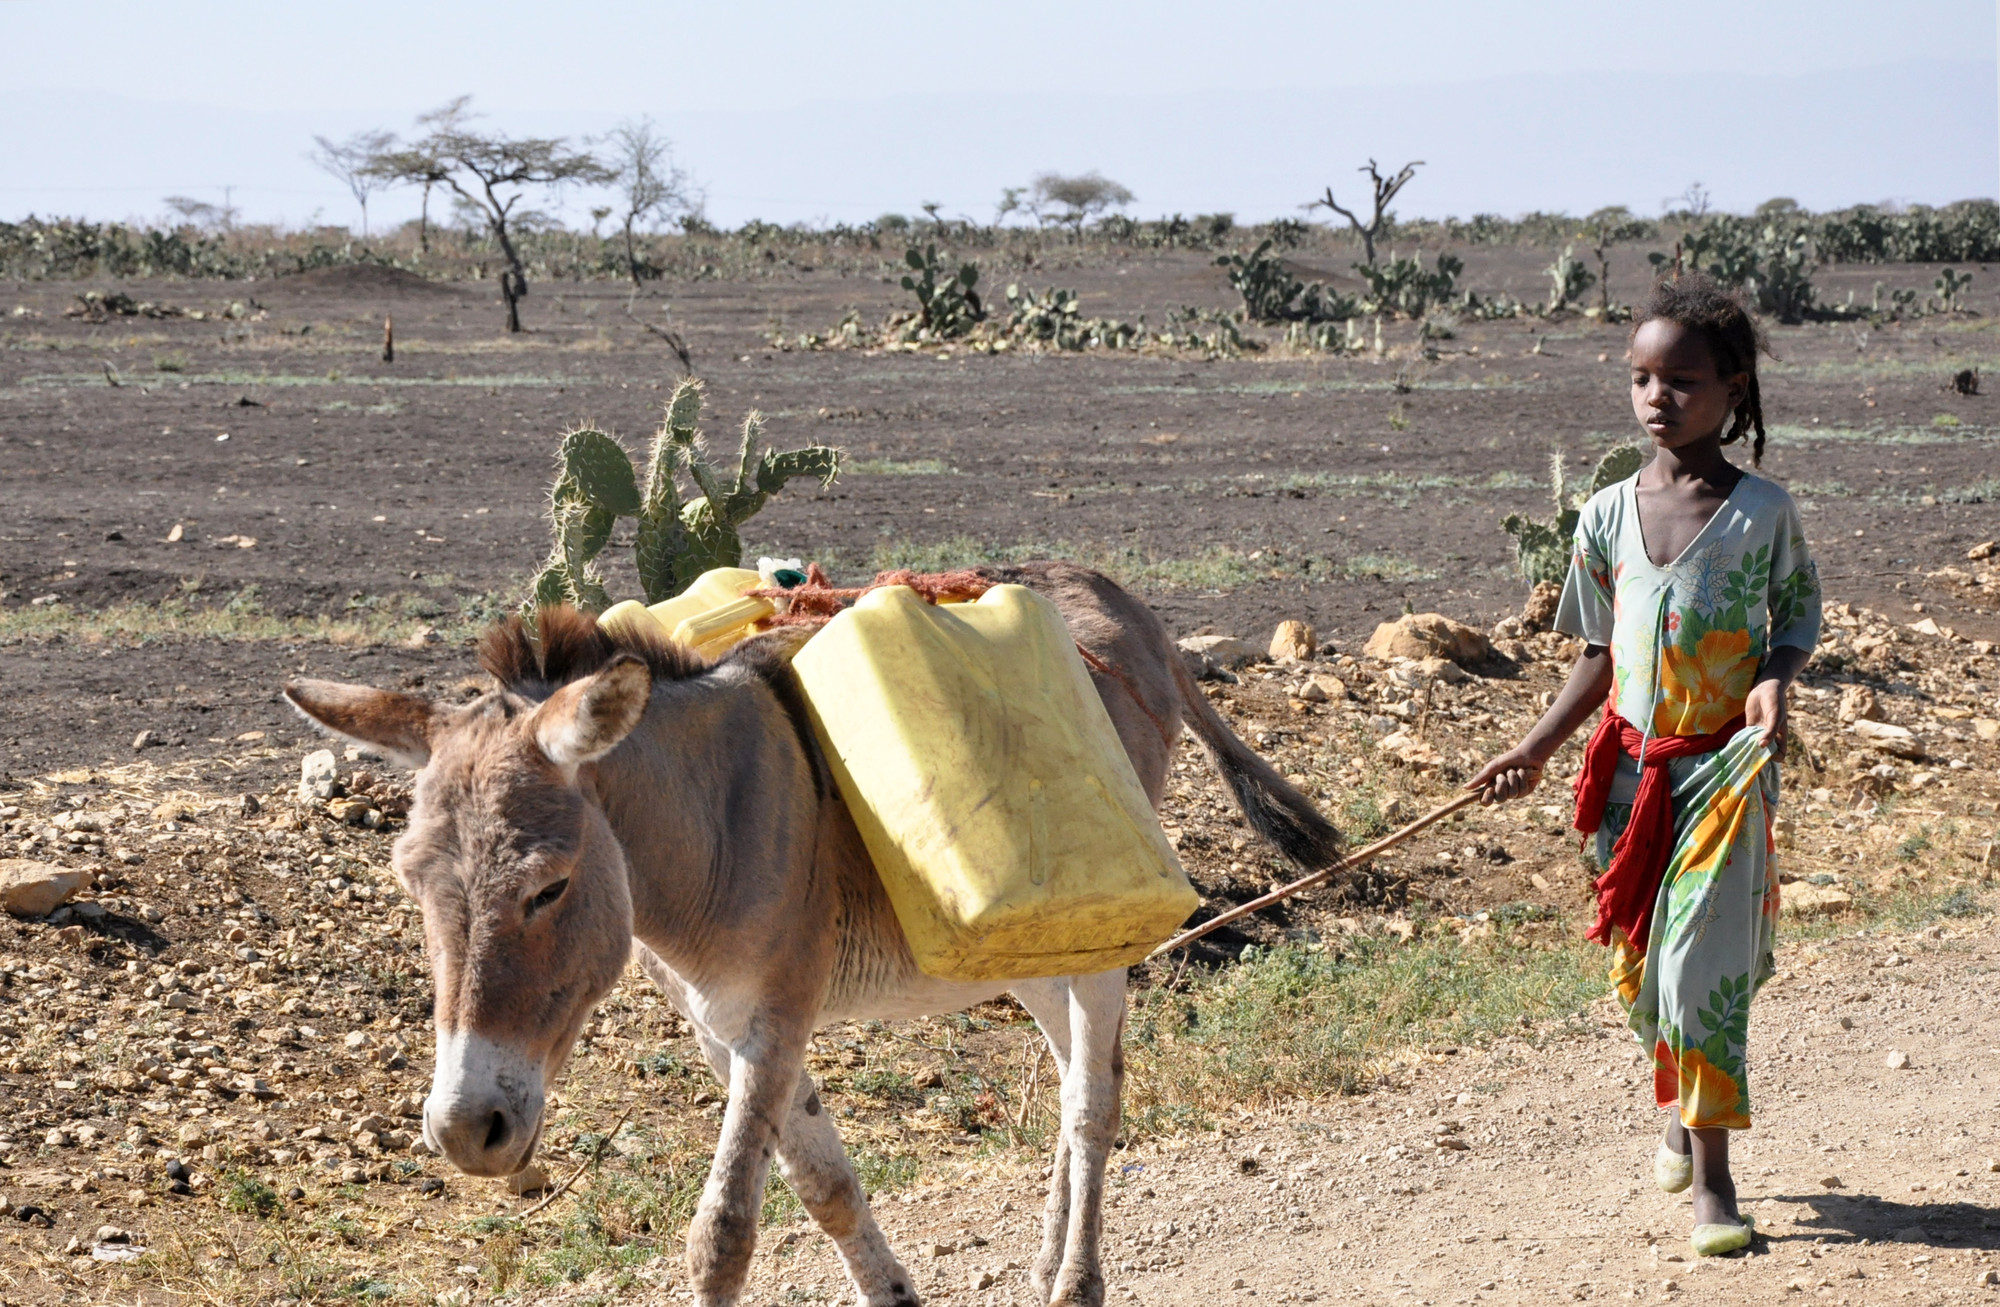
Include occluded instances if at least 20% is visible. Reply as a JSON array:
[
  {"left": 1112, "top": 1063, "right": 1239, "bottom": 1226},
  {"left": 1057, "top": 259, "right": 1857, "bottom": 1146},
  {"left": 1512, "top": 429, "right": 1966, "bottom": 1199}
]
[
  {"left": 791, "top": 584, "right": 1196, "bottom": 980},
  {"left": 598, "top": 568, "right": 771, "bottom": 656}
]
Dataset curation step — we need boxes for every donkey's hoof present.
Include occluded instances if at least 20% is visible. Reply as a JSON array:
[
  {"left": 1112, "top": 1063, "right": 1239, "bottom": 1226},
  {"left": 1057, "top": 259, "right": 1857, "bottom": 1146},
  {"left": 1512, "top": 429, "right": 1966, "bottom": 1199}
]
[{"left": 860, "top": 1278, "right": 922, "bottom": 1307}]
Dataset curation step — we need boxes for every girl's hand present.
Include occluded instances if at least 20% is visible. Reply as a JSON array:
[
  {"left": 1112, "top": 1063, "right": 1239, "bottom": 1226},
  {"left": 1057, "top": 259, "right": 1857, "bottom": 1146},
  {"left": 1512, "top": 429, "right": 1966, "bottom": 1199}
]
[
  {"left": 1467, "top": 746, "right": 1547, "bottom": 804},
  {"left": 1745, "top": 677, "right": 1789, "bottom": 752}
]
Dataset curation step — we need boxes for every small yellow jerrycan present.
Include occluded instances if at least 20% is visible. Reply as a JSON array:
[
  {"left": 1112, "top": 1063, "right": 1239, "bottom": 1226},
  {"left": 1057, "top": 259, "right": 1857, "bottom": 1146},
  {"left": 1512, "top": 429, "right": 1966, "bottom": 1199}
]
[
  {"left": 598, "top": 567, "right": 773, "bottom": 658},
  {"left": 791, "top": 584, "right": 1196, "bottom": 980}
]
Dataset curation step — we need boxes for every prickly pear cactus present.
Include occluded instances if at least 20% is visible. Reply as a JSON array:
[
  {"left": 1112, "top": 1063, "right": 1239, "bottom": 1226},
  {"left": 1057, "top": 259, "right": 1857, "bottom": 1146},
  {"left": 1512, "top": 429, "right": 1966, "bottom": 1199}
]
[
  {"left": 526, "top": 378, "right": 841, "bottom": 616},
  {"left": 1500, "top": 444, "right": 1645, "bottom": 587}
]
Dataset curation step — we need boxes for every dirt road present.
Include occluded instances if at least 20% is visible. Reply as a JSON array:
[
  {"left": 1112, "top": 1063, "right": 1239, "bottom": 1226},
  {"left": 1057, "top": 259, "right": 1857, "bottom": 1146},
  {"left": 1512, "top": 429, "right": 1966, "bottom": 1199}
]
[{"left": 723, "top": 924, "right": 2000, "bottom": 1307}]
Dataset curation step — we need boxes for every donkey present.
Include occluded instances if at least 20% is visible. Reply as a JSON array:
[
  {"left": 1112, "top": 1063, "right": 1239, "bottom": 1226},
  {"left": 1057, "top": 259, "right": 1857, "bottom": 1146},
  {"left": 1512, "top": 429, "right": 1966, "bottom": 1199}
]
[{"left": 284, "top": 562, "right": 1339, "bottom": 1307}]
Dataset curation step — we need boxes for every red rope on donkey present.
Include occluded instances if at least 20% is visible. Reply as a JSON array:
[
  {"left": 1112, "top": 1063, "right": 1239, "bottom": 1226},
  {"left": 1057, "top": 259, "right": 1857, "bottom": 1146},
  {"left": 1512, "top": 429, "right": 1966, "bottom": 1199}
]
[
  {"left": 747, "top": 563, "right": 998, "bottom": 629},
  {"left": 748, "top": 564, "right": 1176, "bottom": 745}
]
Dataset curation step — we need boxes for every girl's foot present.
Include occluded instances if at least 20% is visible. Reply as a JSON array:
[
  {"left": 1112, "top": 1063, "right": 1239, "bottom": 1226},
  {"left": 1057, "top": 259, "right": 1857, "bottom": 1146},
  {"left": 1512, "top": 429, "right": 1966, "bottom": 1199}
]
[
  {"left": 1686, "top": 1125, "right": 1749, "bottom": 1255},
  {"left": 1656, "top": 1116, "right": 1692, "bottom": 1193}
]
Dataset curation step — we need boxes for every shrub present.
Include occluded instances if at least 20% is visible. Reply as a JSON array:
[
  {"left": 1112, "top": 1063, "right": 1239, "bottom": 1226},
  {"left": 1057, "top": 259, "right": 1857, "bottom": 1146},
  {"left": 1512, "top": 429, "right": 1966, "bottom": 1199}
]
[
  {"left": 527, "top": 378, "right": 840, "bottom": 612},
  {"left": 1216, "top": 240, "right": 1358, "bottom": 323},
  {"left": 898, "top": 244, "right": 985, "bottom": 337},
  {"left": 1500, "top": 445, "right": 1647, "bottom": 586},
  {"left": 1355, "top": 252, "right": 1462, "bottom": 319}
]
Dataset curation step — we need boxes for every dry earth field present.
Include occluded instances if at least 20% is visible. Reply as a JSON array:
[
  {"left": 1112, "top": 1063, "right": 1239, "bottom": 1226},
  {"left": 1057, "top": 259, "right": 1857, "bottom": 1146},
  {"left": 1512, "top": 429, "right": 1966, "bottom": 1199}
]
[{"left": 0, "top": 246, "right": 1997, "bottom": 1307}]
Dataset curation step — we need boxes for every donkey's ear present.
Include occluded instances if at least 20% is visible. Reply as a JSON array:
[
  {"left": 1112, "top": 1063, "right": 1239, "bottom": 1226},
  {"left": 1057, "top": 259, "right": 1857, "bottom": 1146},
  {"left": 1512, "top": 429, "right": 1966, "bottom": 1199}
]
[
  {"left": 284, "top": 679, "right": 441, "bottom": 767},
  {"left": 530, "top": 654, "right": 652, "bottom": 772}
]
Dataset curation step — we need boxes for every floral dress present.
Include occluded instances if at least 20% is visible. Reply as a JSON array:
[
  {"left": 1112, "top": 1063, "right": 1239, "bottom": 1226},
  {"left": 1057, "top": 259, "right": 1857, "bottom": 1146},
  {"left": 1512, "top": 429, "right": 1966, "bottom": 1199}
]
[{"left": 1555, "top": 470, "right": 1822, "bottom": 1129}]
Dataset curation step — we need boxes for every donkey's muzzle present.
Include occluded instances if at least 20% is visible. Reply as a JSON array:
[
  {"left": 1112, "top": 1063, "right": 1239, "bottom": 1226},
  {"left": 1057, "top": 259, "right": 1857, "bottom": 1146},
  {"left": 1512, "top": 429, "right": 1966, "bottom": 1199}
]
[{"left": 425, "top": 1028, "right": 545, "bottom": 1178}]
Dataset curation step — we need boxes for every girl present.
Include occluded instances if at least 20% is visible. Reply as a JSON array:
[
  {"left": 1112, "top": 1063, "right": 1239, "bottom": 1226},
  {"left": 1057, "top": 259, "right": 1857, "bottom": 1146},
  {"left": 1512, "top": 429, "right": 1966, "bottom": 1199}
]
[{"left": 1468, "top": 274, "right": 1821, "bottom": 1257}]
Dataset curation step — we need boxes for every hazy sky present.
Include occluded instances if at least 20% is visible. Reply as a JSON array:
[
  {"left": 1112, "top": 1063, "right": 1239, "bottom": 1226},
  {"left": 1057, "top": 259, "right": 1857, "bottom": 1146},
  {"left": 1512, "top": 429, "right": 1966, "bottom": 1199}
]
[{"left": 3, "top": 0, "right": 1996, "bottom": 228}]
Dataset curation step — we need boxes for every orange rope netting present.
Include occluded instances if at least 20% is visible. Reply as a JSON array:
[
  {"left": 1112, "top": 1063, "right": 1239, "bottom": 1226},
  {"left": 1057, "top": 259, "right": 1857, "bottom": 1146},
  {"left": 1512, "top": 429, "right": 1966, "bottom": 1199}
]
[
  {"left": 747, "top": 563, "right": 997, "bottom": 629},
  {"left": 748, "top": 564, "right": 1174, "bottom": 745}
]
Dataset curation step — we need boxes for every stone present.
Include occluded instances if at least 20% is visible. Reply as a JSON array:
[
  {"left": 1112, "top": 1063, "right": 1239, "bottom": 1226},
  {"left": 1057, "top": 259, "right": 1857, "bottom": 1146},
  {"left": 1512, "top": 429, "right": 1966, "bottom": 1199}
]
[
  {"left": 1293, "top": 678, "right": 1329, "bottom": 703},
  {"left": 1836, "top": 684, "right": 1883, "bottom": 724},
  {"left": 1177, "top": 634, "right": 1259, "bottom": 668},
  {"left": 1978, "top": 1268, "right": 2000, "bottom": 1286},
  {"left": 1413, "top": 656, "right": 1468, "bottom": 685},
  {"left": 1972, "top": 718, "right": 1999, "bottom": 743},
  {"left": 505, "top": 1163, "right": 549, "bottom": 1196},
  {"left": 1378, "top": 731, "right": 1444, "bottom": 769},
  {"left": 1885, "top": 1049, "right": 1911, "bottom": 1070},
  {"left": 1781, "top": 883, "right": 1854, "bottom": 917},
  {"left": 1519, "top": 581, "right": 1562, "bottom": 633},
  {"left": 1966, "top": 540, "right": 1996, "bottom": 561},
  {"left": 1852, "top": 720, "right": 1925, "bottom": 759},
  {"left": 131, "top": 730, "right": 156, "bottom": 751},
  {"left": 1307, "top": 674, "right": 1348, "bottom": 701},
  {"left": 1818, "top": 1175, "right": 1843, "bottom": 1188},
  {"left": 1363, "top": 613, "right": 1490, "bottom": 666},
  {"left": 0, "top": 860, "right": 88, "bottom": 917},
  {"left": 326, "top": 797, "right": 374, "bottom": 825},
  {"left": 298, "top": 749, "right": 339, "bottom": 804},
  {"left": 1892, "top": 1225, "right": 1929, "bottom": 1243},
  {"left": 972, "top": 1270, "right": 997, "bottom": 1290},
  {"left": 1268, "top": 620, "right": 1317, "bottom": 662}
]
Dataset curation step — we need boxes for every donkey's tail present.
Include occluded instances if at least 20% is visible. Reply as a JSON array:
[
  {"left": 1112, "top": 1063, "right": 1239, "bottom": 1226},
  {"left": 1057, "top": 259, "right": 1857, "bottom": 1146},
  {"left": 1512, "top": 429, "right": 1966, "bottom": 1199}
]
[{"left": 1169, "top": 649, "right": 1344, "bottom": 870}]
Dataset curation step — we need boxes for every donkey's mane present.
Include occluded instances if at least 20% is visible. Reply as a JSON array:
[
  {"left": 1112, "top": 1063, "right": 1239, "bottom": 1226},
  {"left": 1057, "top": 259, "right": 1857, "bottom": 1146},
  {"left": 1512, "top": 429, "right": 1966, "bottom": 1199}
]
[
  {"left": 478, "top": 607, "right": 827, "bottom": 795},
  {"left": 478, "top": 606, "right": 711, "bottom": 699}
]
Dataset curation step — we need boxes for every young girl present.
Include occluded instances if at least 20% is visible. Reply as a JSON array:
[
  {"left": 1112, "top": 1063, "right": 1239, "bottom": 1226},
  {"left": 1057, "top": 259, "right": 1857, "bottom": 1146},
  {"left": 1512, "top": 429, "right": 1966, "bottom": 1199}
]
[{"left": 1468, "top": 274, "right": 1821, "bottom": 1257}]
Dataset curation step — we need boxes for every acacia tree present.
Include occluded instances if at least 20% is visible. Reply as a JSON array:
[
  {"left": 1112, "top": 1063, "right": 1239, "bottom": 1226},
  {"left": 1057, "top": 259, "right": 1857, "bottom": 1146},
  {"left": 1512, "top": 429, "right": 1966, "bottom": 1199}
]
[
  {"left": 1027, "top": 172, "right": 1134, "bottom": 234},
  {"left": 603, "top": 116, "right": 700, "bottom": 288},
  {"left": 1308, "top": 159, "right": 1423, "bottom": 265},
  {"left": 369, "top": 98, "right": 610, "bottom": 331},
  {"left": 308, "top": 130, "right": 397, "bottom": 237}
]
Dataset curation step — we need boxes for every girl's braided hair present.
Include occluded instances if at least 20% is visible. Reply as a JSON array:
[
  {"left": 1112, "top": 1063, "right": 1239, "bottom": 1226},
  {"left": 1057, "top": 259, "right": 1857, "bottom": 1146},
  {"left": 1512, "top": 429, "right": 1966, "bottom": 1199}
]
[{"left": 1632, "top": 273, "right": 1772, "bottom": 465}]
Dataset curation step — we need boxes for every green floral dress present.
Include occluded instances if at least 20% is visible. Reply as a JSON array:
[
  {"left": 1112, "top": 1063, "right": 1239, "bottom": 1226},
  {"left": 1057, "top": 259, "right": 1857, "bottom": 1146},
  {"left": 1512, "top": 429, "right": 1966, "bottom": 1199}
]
[{"left": 1555, "top": 471, "right": 1821, "bottom": 1128}]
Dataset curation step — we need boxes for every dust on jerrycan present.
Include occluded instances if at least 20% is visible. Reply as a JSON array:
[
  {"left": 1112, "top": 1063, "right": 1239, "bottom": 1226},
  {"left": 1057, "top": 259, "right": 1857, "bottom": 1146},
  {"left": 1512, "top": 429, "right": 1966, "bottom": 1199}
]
[{"left": 791, "top": 584, "right": 1198, "bottom": 981}]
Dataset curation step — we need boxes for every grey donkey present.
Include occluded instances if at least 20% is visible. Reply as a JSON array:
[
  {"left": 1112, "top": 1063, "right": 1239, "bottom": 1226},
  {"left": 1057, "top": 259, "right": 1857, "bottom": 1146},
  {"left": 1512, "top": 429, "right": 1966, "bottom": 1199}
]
[{"left": 284, "top": 562, "right": 1340, "bottom": 1307}]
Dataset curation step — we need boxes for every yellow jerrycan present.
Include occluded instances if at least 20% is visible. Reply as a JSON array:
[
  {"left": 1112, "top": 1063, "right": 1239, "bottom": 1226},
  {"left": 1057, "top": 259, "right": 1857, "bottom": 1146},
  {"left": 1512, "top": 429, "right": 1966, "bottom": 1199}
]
[
  {"left": 791, "top": 584, "right": 1196, "bottom": 981},
  {"left": 598, "top": 567, "right": 772, "bottom": 657}
]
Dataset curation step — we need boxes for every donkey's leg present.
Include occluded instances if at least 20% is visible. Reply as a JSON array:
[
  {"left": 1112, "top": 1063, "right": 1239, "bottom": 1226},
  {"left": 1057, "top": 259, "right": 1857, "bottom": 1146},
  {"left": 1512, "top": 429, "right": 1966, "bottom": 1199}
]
[
  {"left": 1043, "top": 969, "right": 1127, "bottom": 1307},
  {"left": 680, "top": 1030, "right": 918, "bottom": 1307},
  {"left": 679, "top": 1027, "right": 811, "bottom": 1307},
  {"left": 1011, "top": 978, "right": 1078, "bottom": 1303},
  {"left": 635, "top": 946, "right": 913, "bottom": 1303},
  {"left": 771, "top": 1073, "right": 921, "bottom": 1307}
]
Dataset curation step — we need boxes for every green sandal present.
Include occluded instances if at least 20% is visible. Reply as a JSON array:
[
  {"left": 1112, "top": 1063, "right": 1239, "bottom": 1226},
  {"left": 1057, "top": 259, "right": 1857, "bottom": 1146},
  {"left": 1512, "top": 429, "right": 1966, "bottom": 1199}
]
[
  {"left": 1654, "top": 1144, "right": 1692, "bottom": 1194},
  {"left": 1690, "top": 1212, "right": 1754, "bottom": 1257}
]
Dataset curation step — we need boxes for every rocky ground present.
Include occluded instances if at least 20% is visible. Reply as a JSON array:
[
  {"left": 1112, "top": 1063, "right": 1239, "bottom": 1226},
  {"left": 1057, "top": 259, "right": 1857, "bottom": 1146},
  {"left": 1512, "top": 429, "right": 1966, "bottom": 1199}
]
[{"left": 0, "top": 585, "right": 1994, "bottom": 1305}]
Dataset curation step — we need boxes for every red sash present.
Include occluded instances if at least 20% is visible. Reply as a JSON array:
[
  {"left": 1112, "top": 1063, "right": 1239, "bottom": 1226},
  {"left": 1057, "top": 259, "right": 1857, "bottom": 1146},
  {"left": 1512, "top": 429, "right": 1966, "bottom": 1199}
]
[{"left": 1572, "top": 710, "right": 1744, "bottom": 952}]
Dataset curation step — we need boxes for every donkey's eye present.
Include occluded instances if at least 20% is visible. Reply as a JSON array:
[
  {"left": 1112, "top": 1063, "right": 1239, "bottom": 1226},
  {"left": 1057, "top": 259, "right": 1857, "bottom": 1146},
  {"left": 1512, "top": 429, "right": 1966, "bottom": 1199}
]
[{"left": 527, "top": 879, "right": 569, "bottom": 915}]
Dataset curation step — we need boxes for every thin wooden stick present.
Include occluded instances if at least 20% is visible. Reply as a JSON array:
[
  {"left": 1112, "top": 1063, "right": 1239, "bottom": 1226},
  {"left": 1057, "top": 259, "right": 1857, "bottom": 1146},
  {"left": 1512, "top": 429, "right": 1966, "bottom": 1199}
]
[
  {"left": 1148, "top": 790, "right": 1486, "bottom": 959},
  {"left": 521, "top": 1104, "right": 634, "bottom": 1219}
]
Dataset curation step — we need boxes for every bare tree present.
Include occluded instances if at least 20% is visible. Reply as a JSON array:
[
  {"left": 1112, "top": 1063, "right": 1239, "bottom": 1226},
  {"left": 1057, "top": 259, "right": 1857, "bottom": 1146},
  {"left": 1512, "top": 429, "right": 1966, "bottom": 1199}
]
[
  {"left": 1027, "top": 172, "right": 1134, "bottom": 234},
  {"left": 1307, "top": 159, "right": 1423, "bottom": 265},
  {"left": 603, "top": 116, "right": 700, "bottom": 288},
  {"left": 308, "top": 130, "right": 398, "bottom": 237},
  {"left": 1578, "top": 206, "right": 1654, "bottom": 312},
  {"left": 368, "top": 97, "right": 611, "bottom": 332}
]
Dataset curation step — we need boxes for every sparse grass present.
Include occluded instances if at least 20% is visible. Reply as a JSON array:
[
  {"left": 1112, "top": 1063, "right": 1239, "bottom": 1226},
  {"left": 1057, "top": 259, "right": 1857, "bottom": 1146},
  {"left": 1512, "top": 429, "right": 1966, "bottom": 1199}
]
[
  {"left": 1339, "top": 553, "right": 1437, "bottom": 582},
  {"left": 222, "top": 1170, "right": 285, "bottom": 1218},
  {"left": 856, "top": 536, "right": 1380, "bottom": 594},
  {"left": 0, "top": 590, "right": 507, "bottom": 646},
  {"left": 12, "top": 370, "right": 579, "bottom": 391},
  {"left": 1124, "top": 930, "right": 1606, "bottom": 1129},
  {"left": 848, "top": 457, "right": 953, "bottom": 476}
]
